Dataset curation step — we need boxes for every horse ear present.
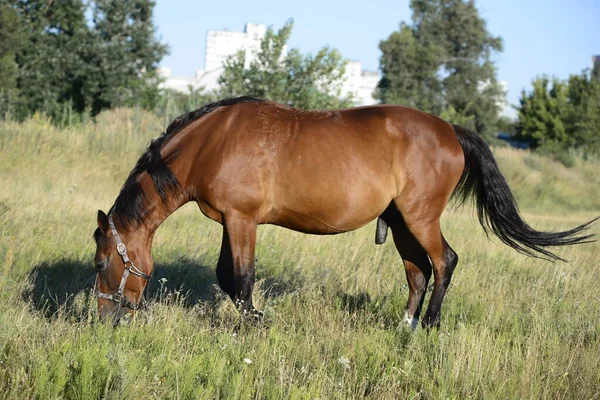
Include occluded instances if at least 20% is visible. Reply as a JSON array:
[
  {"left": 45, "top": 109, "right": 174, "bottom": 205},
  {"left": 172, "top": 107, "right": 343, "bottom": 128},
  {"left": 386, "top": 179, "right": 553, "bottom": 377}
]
[{"left": 97, "top": 210, "right": 109, "bottom": 235}]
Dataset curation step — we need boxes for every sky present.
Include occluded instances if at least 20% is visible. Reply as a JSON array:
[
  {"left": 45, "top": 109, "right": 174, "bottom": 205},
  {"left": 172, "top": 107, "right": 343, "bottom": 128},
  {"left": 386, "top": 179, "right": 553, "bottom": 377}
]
[{"left": 154, "top": 0, "right": 600, "bottom": 113}]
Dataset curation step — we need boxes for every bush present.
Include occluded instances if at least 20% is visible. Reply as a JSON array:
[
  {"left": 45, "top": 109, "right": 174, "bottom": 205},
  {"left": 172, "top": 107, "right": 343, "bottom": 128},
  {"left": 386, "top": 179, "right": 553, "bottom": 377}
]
[{"left": 536, "top": 142, "right": 577, "bottom": 168}]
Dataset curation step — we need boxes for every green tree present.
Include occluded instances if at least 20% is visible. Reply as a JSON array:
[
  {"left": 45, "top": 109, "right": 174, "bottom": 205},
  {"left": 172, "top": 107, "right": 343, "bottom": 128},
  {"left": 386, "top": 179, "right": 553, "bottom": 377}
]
[
  {"left": 0, "top": 2, "right": 25, "bottom": 116},
  {"left": 415, "top": 0, "right": 504, "bottom": 136},
  {"left": 218, "top": 20, "right": 353, "bottom": 110},
  {"left": 566, "top": 71, "right": 600, "bottom": 155},
  {"left": 377, "top": 23, "right": 443, "bottom": 114},
  {"left": 10, "top": 0, "right": 90, "bottom": 118},
  {"left": 516, "top": 71, "right": 600, "bottom": 156},
  {"left": 377, "top": 0, "right": 504, "bottom": 139},
  {"left": 6, "top": 0, "right": 167, "bottom": 119},
  {"left": 515, "top": 77, "right": 570, "bottom": 149},
  {"left": 88, "top": 0, "right": 168, "bottom": 114}
]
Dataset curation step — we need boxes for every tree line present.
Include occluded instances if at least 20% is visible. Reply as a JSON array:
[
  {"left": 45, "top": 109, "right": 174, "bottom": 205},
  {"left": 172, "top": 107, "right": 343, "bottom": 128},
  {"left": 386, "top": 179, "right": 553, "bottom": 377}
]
[
  {"left": 0, "top": 0, "right": 167, "bottom": 119},
  {"left": 1, "top": 0, "right": 598, "bottom": 157},
  {"left": 515, "top": 69, "right": 600, "bottom": 158}
]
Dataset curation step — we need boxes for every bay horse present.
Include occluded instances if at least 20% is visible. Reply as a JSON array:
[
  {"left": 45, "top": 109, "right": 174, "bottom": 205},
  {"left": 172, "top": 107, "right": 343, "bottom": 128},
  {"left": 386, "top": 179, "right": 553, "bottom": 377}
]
[{"left": 93, "top": 96, "right": 595, "bottom": 328}]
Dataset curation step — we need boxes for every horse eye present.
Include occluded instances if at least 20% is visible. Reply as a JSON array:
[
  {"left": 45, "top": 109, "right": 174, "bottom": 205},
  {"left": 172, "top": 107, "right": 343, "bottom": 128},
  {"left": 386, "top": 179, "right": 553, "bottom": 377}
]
[{"left": 95, "top": 260, "right": 107, "bottom": 270}]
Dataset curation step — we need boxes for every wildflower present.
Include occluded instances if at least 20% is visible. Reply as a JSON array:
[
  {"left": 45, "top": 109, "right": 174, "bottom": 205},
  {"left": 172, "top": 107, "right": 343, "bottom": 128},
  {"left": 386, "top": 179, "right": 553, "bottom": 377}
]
[
  {"left": 243, "top": 358, "right": 253, "bottom": 365},
  {"left": 337, "top": 356, "right": 350, "bottom": 370}
]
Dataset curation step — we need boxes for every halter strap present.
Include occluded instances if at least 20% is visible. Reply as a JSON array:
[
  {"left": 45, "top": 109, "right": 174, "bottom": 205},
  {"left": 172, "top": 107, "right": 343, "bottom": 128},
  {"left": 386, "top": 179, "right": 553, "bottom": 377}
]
[{"left": 95, "top": 215, "right": 152, "bottom": 310}]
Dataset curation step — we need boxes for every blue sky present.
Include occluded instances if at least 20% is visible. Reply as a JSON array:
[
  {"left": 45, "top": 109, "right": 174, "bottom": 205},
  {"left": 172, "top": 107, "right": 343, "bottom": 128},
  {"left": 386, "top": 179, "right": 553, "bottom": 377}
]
[{"left": 154, "top": 0, "right": 599, "bottom": 112}]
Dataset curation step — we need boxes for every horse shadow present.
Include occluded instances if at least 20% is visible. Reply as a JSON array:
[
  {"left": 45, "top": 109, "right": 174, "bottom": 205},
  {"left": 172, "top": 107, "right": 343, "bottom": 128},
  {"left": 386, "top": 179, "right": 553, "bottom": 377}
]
[
  {"left": 23, "top": 255, "right": 399, "bottom": 326},
  {"left": 23, "top": 256, "right": 223, "bottom": 320},
  {"left": 23, "top": 256, "right": 308, "bottom": 321}
]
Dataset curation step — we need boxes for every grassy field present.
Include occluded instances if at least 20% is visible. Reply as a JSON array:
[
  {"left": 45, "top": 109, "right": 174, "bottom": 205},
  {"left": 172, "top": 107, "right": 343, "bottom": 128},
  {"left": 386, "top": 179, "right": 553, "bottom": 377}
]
[{"left": 0, "top": 110, "right": 599, "bottom": 399}]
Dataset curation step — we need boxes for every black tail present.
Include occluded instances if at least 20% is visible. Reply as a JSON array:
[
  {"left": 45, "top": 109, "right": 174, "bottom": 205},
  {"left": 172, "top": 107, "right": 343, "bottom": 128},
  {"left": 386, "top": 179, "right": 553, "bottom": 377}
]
[{"left": 452, "top": 124, "right": 597, "bottom": 261}]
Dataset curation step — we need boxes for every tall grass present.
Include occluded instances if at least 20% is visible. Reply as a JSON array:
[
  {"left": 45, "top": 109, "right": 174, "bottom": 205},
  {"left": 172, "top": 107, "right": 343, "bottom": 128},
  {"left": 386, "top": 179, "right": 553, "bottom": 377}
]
[{"left": 0, "top": 111, "right": 598, "bottom": 399}]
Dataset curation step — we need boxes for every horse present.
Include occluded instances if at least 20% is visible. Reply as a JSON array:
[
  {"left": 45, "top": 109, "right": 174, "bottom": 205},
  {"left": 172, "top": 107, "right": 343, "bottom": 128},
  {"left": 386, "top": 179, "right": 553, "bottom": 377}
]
[{"left": 93, "top": 96, "right": 596, "bottom": 328}]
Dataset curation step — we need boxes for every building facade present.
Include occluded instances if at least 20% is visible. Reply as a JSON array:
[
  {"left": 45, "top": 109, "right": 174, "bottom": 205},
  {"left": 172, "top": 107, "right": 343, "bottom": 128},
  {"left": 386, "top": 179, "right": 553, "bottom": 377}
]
[{"left": 158, "top": 23, "right": 380, "bottom": 106}]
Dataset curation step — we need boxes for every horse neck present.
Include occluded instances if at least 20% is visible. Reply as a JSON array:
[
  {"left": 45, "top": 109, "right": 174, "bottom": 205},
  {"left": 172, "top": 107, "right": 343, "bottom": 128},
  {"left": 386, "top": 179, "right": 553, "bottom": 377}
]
[{"left": 117, "top": 172, "right": 188, "bottom": 248}]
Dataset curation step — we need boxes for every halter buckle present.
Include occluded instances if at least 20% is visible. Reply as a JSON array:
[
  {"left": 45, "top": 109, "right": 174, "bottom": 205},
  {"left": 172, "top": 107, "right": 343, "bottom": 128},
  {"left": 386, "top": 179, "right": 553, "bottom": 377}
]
[
  {"left": 112, "top": 292, "right": 123, "bottom": 304},
  {"left": 116, "top": 242, "right": 127, "bottom": 255}
]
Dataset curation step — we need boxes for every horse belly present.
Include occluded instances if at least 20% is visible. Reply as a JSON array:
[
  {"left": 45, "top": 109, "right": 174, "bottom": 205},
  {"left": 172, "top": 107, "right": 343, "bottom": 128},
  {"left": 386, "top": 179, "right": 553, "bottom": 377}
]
[{"left": 270, "top": 171, "right": 392, "bottom": 234}]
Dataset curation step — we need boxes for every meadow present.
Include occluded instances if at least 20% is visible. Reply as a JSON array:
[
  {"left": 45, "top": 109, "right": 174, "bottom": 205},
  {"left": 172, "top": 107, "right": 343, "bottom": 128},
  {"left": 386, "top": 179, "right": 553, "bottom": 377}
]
[{"left": 0, "top": 109, "right": 599, "bottom": 399}]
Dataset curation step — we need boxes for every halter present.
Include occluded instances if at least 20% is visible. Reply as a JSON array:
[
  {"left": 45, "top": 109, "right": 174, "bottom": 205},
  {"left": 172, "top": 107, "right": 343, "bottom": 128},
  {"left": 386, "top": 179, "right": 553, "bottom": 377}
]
[{"left": 95, "top": 215, "right": 152, "bottom": 310}]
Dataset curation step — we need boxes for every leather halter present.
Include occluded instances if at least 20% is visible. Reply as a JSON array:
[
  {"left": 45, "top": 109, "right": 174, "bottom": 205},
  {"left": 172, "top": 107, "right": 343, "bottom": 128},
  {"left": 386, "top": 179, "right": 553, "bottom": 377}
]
[{"left": 95, "top": 215, "right": 152, "bottom": 310}]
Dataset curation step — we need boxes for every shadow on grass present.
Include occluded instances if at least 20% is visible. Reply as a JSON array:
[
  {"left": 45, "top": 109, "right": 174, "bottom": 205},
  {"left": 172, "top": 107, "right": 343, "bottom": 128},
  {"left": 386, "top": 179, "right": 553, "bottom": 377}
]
[
  {"left": 335, "top": 290, "right": 413, "bottom": 330},
  {"left": 257, "top": 267, "right": 307, "bottom": 299},
  {"left": 23, "top": 254, "right": 402, "bottom": 326},
  {"left": 23, "top": 257, "right": 307, "bottom": 320},
  {"left": 337, "top": 291, "right": 373, "bottom": 313},
  {"left": 23, "top": 257, "right": 223, "bottom": 319}
]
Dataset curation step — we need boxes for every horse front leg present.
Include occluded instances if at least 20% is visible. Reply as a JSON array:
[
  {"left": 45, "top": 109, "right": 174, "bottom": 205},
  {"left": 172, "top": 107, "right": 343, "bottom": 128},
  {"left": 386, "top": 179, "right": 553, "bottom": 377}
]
[
  {"left": 216, "top": 225, "right": 236, "bottom": 301},
  {"left": 222, "top": 211, "right": 261, "bottom": 319}
]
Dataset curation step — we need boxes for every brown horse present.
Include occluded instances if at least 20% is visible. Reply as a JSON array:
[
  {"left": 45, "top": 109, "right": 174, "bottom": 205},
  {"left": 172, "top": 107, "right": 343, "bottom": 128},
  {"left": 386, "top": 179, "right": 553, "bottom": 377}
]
[{"left": 93, "top": 96, "right": 595, "bottom": 328}]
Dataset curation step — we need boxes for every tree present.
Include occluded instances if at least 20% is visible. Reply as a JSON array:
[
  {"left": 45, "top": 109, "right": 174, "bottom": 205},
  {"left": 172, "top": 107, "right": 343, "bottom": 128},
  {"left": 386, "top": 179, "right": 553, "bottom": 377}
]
[
  {"left": 218, "top": 20, "right": 353, "bottom": 110},
  {"left": 10, "top": 0, "right": 90, "bottom": 118},
  {"left": 5, "top": 0, "right": 167, "bottom": 119},
  {"left": 515, "top": 77, "right": 570, "bottom": 149},
  {"left": 566, "top": 71, "right": 600, "bottom": 155},
  {"left": 377, "top": 0, "right": 504, "bottom": 139},
  {"left": 377, "top": 23, "right": 443, "bottom": 114},
  {"left": 516, "top": 72, "right": 600, "bottom": 156},
  {"left": 88, "top": 0, "right": 168, "bottom": 114},
  {"left": 0, "top": 2, "right": 25, "bottom": 116}
]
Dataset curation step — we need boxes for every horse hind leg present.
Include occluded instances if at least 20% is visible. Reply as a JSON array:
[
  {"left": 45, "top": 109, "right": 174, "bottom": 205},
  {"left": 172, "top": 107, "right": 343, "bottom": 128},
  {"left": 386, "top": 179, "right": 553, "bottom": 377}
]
[
  {"left": 392, "top": 184, "right": 460, "bottom": 328},
  {"left": 381, "top": 207, "right": 432, "bottom": 330},
  {"left": 400, "top": 217, "right": 459, "bottom": 328}
]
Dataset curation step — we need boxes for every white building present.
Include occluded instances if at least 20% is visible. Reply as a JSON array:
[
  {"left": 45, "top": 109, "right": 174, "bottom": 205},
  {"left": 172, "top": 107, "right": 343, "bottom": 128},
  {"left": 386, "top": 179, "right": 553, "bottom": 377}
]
[
  {"left": 342, "top": 61, "right": 381, "bottom": 105},
  {"left": 158, "top": 23, "right": 380, "bottom": 106},
  {"left": 205, "top": 23, "right": 268, "bottom": 72}
]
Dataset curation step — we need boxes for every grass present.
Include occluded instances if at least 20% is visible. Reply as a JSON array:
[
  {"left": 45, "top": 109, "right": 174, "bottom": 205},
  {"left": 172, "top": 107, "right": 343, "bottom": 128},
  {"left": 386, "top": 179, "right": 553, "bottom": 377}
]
[{"left": 0, "top": 110, "right": 599, "bottom": 399}]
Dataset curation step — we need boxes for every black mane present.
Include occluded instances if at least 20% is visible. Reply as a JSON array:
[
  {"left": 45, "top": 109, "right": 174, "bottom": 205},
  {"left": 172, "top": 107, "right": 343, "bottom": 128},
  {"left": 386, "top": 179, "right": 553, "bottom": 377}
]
[{"left": 112, "top": 96, "right": 264, "bottom": 230}]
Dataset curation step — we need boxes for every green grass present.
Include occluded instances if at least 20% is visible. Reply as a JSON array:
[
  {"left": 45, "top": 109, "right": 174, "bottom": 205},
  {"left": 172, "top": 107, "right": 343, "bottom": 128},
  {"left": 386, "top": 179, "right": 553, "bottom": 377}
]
[{"left": 0, "top": 111, "right": 599, "bottom": 399}]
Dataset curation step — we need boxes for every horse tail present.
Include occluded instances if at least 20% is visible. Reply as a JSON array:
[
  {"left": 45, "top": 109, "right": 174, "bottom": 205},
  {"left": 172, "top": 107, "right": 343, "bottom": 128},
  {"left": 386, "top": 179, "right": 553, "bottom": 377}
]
[{"left": 452, "top": 124, "right": 597, "bottom": 261}]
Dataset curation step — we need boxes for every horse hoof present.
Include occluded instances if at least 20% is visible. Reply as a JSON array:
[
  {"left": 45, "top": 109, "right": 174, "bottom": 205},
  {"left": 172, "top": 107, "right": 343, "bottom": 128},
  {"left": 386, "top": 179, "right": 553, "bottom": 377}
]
[
  {"left": 235, "top": 308, "right": 267, "bottom": 332},
  {"left": 251, "top": 308, "right": 264, "bottom": 320},
  {"left": 420, "top": 317, "right": 440, "bottom": 331},
  {"left": 402, "top": 311, "right": 419, "bottom": 331}
]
